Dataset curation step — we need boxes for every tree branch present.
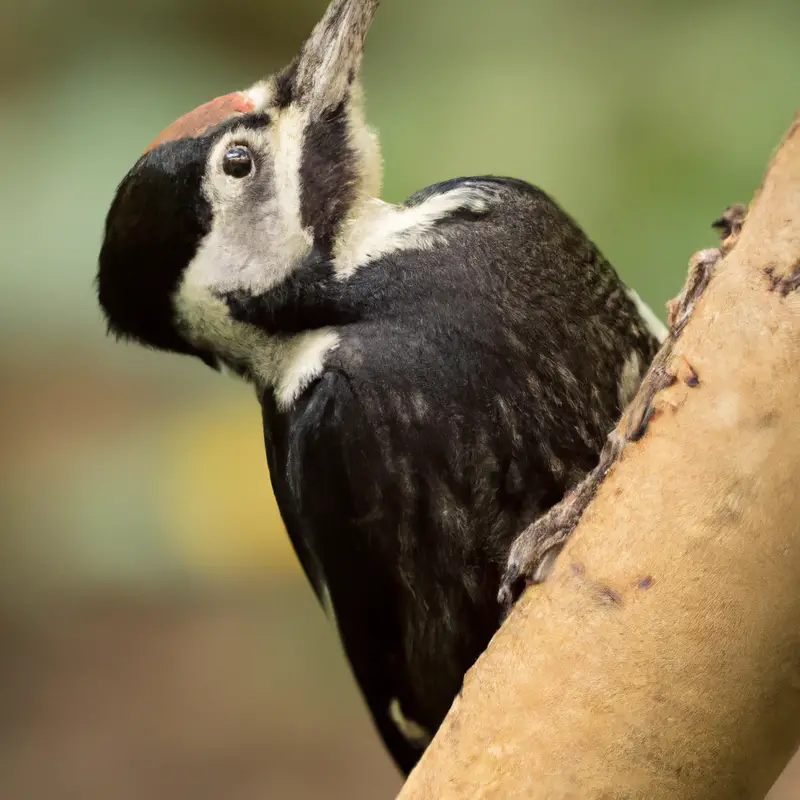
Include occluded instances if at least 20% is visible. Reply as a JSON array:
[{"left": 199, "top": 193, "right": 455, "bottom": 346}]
[{"left": 399, "top": 112, "right": 800, "bottom": 800}]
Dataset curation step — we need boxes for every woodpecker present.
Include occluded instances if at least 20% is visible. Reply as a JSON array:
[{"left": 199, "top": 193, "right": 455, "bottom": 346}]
[{"left": 97, "top": 0, "right": 666, "bottom": 775}]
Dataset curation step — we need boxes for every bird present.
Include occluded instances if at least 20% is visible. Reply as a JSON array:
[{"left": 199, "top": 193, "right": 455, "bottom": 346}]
[{"left": 96, "top": 0, "right": 666, "bottom": 775}]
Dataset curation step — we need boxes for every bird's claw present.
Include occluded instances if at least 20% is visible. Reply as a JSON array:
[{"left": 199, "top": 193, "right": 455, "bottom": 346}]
[{"left": 497, "top": 519, "right": 567, "bottom": 613}]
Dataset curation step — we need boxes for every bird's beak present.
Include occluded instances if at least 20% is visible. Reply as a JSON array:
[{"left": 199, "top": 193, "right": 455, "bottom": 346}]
[{"left": 144, "top": 92, "right": 256, "bottom": 153}]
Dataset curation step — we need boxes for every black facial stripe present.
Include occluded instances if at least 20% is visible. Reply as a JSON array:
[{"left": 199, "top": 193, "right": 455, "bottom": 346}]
[{"left": 299, "top": 99, "right": 358, "bottom": 248}]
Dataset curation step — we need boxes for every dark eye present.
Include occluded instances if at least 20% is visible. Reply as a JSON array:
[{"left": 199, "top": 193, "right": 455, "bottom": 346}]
[{"left": 222, "top": 146, "right": 253, "bottom": 178}]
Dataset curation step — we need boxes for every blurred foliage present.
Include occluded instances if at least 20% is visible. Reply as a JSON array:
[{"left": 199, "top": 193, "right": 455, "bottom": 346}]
[{"left": 1, "top": 0, "right": 799, "bottom": 795}]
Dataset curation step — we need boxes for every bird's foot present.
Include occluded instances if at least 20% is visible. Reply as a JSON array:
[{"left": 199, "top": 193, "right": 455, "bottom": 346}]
[{"left": 497, "top": 439, "right": 623, "bottom": 612}]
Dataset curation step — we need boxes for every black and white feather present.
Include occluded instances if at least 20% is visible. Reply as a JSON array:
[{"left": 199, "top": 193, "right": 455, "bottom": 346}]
[{"left": 96, "top": 0, "right": 665, "bottom": 775}]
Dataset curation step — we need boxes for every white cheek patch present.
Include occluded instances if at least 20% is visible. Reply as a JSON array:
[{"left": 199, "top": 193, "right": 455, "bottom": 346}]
[
  {"left": 175, "top": 279, "right": 248, "bottom": 358},
  {"left": 388, "top": 698, "right": 432, "bottom": 748},
  {"left": 333, "top": 184, "right": 499, "bottom": 278},
  {"left": 199, "top": 110, "right": 314, "bottom": 300},
  {"left": 626, "top": 287, "right": 669, "bottom": 343}
]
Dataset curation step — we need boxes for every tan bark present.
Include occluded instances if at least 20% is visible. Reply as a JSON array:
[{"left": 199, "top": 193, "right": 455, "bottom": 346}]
[{"left": 398, "top": 113, "right": 800, "bottom": 800}]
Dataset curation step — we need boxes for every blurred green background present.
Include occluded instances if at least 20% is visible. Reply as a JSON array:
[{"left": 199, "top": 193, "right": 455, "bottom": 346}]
[{"left": 1, "top": 0, "right": 799, "bottom": 797}]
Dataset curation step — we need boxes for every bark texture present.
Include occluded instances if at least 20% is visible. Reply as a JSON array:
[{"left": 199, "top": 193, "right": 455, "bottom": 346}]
[{"left": 398, "top": 112, "right": 800, "bottom": 800}]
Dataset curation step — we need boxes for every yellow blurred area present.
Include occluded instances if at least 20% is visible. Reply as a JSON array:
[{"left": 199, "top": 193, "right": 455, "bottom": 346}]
[{"left": 159, "top": 396, "right": 300, "bottom": 580}]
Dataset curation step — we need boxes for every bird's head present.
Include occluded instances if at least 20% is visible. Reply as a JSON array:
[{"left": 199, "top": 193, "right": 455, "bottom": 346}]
[{"left": 97, "top": 0, "right": 382, "bottom": 369}]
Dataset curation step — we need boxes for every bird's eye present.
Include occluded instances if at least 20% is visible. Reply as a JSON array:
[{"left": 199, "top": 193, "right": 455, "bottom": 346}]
[{"left": 222, "top": 146, "right": 253, "bottom": 178}]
